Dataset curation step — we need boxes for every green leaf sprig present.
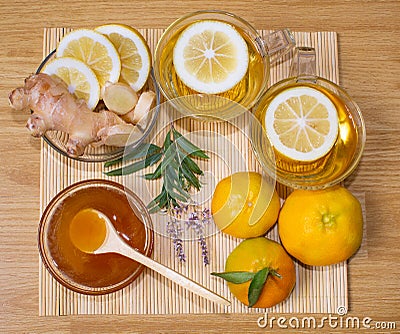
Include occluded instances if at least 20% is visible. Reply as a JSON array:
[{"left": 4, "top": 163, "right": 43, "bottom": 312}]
[
  {"left": 211, "top": 268, "right": 281, "bottom": 307},
  {"left": 104, "top": 126, "right": 209, "bottom": 213}
]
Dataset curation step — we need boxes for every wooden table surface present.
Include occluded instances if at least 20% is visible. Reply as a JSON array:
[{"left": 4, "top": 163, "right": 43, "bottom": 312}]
[{"left": 1, "top": 1, "right": 399, "bottom": 333}]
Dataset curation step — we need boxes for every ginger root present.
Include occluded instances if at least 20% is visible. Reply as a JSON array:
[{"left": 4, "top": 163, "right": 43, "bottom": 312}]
[
  {"left": 122, "top": 91, "right": 155, "bottom": 126},
  {"left": 9, "top": 73, "right": 129, "bottom": 157},
  {"left": 102, "top": 81, "right": 138, "bottom": 115}
]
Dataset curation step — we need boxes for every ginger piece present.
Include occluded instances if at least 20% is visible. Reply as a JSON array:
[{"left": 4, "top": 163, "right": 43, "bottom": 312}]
[
  {"left": 102, "top": 81, "right": 138, "bottom": 115},
  {"left": 122, "top": 91, "right": 155, "bottom": 126},
  {"left": 96, "top": 123, "right": 136, "bottom": 147},
  {"left": 94, "top": 122, "right": 146, "bottom": 148},
  {"left": 9, "top": 73, "right": 128, "bottom": 157}
]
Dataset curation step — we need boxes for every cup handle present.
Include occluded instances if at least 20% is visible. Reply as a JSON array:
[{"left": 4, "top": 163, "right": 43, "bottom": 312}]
[
  {"left": 260, "top": 28, "right": 296, "bottom": 63},
  {"left": 289, "top": 47, "right": 317, "bottom": 82}
]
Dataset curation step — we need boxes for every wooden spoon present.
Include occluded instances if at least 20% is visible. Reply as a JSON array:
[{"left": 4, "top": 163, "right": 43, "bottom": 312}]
[{"left": 70, "top": 208, "right": 230, "bottom": 306}]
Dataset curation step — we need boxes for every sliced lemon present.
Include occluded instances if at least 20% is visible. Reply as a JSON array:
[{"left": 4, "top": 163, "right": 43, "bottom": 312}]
[
  {"left": 173, "top": 20, "right": 249, "bottom": 94},
  {"left": 95, "top": 24, "right": 151, "bottom": 91},
  {"left": 42, "top": 57, "right": 100, "bottom": 109},
  {"left": 265, "top": 86, "right": 339, "bottom": 162},
  {"left": 56, "top": 29, "right": 121, "bottom": 88}
]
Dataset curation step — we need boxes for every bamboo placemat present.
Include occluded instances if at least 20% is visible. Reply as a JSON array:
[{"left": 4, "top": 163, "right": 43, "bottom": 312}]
[{"left": 39, "top": 28, "right": 348, "bottom": 316}]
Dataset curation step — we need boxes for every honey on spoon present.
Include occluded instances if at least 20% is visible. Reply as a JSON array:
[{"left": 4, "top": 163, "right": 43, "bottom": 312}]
[{"left": 69, "top": 207, "right": 230, "bottom": 306}]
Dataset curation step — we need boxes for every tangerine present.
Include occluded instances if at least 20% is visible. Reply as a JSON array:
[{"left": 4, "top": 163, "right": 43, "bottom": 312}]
[
  {"left": 278, "top": 185, "right": 363, "bottom": 266},
  {"left": 211, "top": 172, "right": 280, "bottom": 238},
  {"left": 222, "top": 237, "right": 296, "bottom": 308}
]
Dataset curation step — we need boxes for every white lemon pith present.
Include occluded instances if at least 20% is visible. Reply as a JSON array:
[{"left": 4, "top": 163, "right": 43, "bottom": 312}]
[
  {"left": 265, "top": 86, "right": 339, "bottom": 162},
  {"left": 95, "top": 24, "right": 151, "bottom": 91},
  {"left": 42, "top": 57, "right": 100, "bottom": 109},
  {"left": 173, "top": 20, "right": 249, "bottom": 94},
  {"left": 56, "top": 29, "right": 121, "bottom": 88}
]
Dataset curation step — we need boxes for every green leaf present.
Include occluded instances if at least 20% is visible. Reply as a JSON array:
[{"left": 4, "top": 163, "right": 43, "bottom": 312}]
[
  {"left": 180, "top": 164, "right": 201, "bottom": 190},
  {"left": 248, "top": 268, "right": 270, "bottom": 307},
  {"left": 104, "top": 143, "right": 161, "bottom": 168},
  {"left": 161, "top": 143, "right": 178, "bottom": 171},
  {"left": 165, "top": 164, "right": 180, "bottom": 185},
  {"left": 147, "top": 189, "right": 169, "bottom": 213},
  {"left": 104, "top": 157, "right": 123, "bottom": 168},
  {"left": 164, "top": 166, "right": 190, "bottom": 202},
  {"left": 173, "top": 128, "right": 209, "bottom": 159},
  {"left": 170, "top": 196, "right": 179, "bottom": 208},
  {"left": 168, "top": 190, "right": 189, "bottom": 204},
  {"left": 124, "top": 143, "right": 161, "bottom": 161},
  {"left": 181, "top": 153, "right": 203, "bottom": 175},
  {"left": 164, "top": 186, "right": 189, "bottom": 203},
  {"left": 105, "top": 124, "right": 208, "bottom": 212},
  {"left": 211, "top": 271, "right": 256, "bottom": 284},
  {"left": 167, "top": 156, "right": 181, "bottom": 171},
  {"left": 104, "top": 152, "right": 162, "bottom": 176},
  {"left": 143, "top": 163, "right": 162, "bottom": 180},
  {"left": 163, "top": 129, "right": 172, "bottom": 151}
]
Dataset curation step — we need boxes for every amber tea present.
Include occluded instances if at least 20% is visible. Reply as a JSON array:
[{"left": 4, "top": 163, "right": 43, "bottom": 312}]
[
  {"left": 252, "top": 79, "right": 364, "bottom": 189},
  {"left": 157, "top": 23, "right": 265, "bottom": 115},
  {"left": 154, "top": 11, "right": 295, "bottom": 120}
]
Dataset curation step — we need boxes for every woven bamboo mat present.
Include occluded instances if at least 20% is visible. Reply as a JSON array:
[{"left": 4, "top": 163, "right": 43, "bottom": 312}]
[{"left": 39, "top": 28, "right": 348, "bottom": 316}]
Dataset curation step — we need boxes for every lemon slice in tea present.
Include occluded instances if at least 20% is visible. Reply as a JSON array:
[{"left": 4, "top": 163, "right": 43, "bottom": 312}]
[
  {"left": 173, "top": 20, "right": 249, "bottom": 94},
  {"left": 95, "top": 24, "right": 151, "bottom": 92},
  {"left": 42, "top": 57, "right": 100, "bottom": 109},
  {"left": 56, "top": 29, "right": 121, "bottom": 88},
  {"left": 265, "top": 86, "right": 339, "bottom": 162}
]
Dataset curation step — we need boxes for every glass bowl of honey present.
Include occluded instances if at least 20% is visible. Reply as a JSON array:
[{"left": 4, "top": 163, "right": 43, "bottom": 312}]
[{"left": 38, "top": 179, "right": 154, "bottom": 295}]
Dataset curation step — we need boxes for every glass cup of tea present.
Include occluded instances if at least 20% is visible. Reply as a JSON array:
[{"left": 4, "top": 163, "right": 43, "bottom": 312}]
[
  {"left": 251, "top": 47, "right": 366, "bottom": 189},
  {"left": 153, "top": 10, "right": 295, "bottom": 121}
]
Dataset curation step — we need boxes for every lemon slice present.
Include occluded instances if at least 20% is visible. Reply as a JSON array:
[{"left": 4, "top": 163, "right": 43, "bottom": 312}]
[
  {"left": 265, "top": 86, "right": 339, "bottom": 162},
  {"left": 95, "top": 24, "right": 151, "bottom": 91},
  {"left": 173, "top": 20, "right": 249, "bottom": 94},
  {"left": 56, "top": 29, "right": 121, "bottom": 88},
  {"left": 42, "top": 57, "right": 100, "bottom": 109}
]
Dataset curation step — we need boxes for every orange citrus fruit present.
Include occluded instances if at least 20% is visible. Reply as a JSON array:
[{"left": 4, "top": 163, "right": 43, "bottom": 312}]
[
  {"left": 211, "top": 172, "right": 280, "bottom": 238},
  {"left": 224, "top": 237, "right": 296, "bottom": 308},
  {"left": 278, "top": 185, "right": 363, "bottom": 266}
]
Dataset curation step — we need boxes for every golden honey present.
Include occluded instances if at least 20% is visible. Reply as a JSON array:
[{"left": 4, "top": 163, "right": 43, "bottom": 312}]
[
  {"left": 69, "top": 208, "right": 107, "bottom": 253},
  {"left": 46, "top": 186, "right": 148, "bottom": 289}
]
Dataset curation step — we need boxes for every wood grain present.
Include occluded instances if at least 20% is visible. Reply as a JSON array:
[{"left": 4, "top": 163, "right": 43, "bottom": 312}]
[{"left": 1, "top": 0, "right": 399, "bottom": 333}]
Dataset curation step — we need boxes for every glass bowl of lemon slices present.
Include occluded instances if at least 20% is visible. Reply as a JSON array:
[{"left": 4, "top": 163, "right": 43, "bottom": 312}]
[{"left": 36, "top": 25, "right": 160, "bottom": 163}]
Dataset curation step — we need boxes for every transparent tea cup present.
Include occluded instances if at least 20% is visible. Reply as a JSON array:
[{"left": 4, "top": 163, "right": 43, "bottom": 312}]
[
  {"left": 251, "top": 47, "right": 366, "bottom": 189},
  {"left": 154, "top": 10, "right": 295, "bottom": 121}
]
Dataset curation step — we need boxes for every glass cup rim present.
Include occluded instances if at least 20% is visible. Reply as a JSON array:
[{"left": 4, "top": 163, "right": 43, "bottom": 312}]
[
  {"left": 38, "top": 179, "right": 154, "bottom": 295},
  {"left": 153, "top": 10, "right": 268, "bottom": 121},
  {"left": 251, "top": 76, "right": 366, "bottom": 189},
  {"left": 36, "top": 50, "right": 161, "bottom": 163},
  {"left": 154, "top": 9, "right": 260, "bottom": 75},
  {"left": 158, "top": 9, "right": 259, "bottom": 41}
]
